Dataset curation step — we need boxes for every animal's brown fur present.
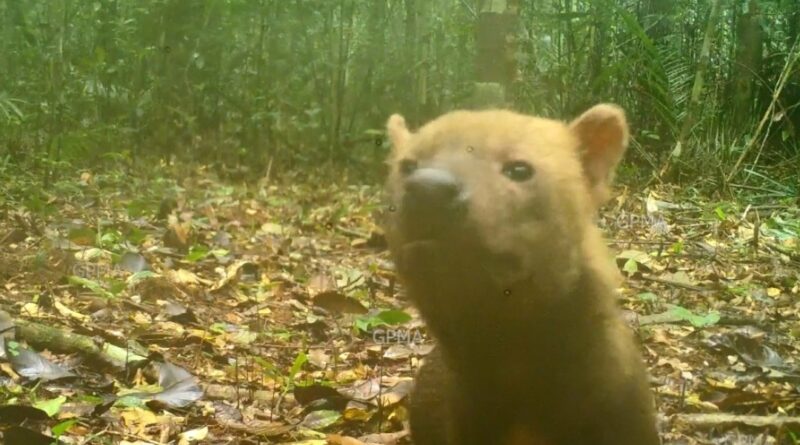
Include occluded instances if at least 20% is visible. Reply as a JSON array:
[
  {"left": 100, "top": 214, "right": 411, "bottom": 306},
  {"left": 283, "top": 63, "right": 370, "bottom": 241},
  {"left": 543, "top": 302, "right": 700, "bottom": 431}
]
[{"left": 385, "top": 105, "right": 659, "bottom": 445}]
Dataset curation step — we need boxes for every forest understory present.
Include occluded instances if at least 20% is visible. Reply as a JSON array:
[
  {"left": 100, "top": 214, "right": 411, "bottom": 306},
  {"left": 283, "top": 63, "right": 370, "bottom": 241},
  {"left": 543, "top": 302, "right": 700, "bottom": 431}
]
[{"left": 0, "top": 162, "right": 799, "bottom": 445}]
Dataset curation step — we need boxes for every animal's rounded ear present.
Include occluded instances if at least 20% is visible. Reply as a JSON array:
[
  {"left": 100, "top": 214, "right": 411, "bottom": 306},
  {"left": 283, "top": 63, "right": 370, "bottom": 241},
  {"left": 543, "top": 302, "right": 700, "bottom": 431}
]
[
  {"left": 387, "top": 114, "right": 411, "bottom": 153},
  {"left": 569, "top": 104, "right": 629, "bottom": 207}
]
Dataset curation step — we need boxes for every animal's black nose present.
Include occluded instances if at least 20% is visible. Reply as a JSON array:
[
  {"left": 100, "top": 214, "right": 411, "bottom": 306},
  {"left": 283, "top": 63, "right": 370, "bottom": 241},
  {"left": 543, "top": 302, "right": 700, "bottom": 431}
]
[
  {"left": 400, "top": 168, "right": 465, "bottom": 238},
  {"left": 404, "top": 168, "right": 461, "bottom": 208}
]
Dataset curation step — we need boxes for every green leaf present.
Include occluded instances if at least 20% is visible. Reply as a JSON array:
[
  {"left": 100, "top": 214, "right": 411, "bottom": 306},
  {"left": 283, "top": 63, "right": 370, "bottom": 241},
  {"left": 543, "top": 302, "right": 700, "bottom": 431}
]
[
  {"left": 209, "top": 248, "right": 230, "bottom": 259},
  {"left": 5, "top": 340, "right": 21, "bottom": 355},
  {"left": 34, "top": 396, "right": 67, "bottom": 417},
  {"left": 99, "top": 231, "right": 121, "bottom": 247},
  {"left": 667, "top": 305, "right": 720, "bottom": 328},
  {"left": 127, "top": 270, "right": 157, "bottom": 287},
  {"left": 353, "top": 316, "right": 373, "bottom": 332},
  {"left": 51, "top": 418, "right": 78, "bottom": 437},
  {"left": 209, "top": 323, "right": 228, "bottom": 334},
  {"left": 185, "top": 245, "right": 210, "bottom": 263},
  {"left": 300, "top": 409, "right": 341, "bottom": 430},
  {"left": 622, "top": 258, "right": 639, "bottom": 275},
  {"left": 68, "top": 275, "right": 115, "bottom": 299},
  {"left": 353, "top": 309, "right": 411, "bottom": 332},
  {"left": 354, "top": 315, "right": 382, "bottom": 332},
  {"left": 376, "top": 309, "right": 412, "bottom": 325},
  {"left": 288, "top": 351, "right": 308, "bottom": 384},
  {"left": 108, "top": 278, "right": 127, "bottom": 296},
  {"left": 637, "top": 292, "right": 658, "bottom": 302},
  {"left": 714, "top": 206, "right": 727, "bottom": 221},
  {"left": 115, "top": 394, "right": 147, "bottom": 408}
]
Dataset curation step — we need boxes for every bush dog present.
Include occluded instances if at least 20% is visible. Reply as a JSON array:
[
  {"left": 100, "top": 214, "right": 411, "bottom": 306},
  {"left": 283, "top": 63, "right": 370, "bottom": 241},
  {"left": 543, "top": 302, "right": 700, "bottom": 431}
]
[{"left": 384, "top": 105, "right": 659, "bottom": 445}]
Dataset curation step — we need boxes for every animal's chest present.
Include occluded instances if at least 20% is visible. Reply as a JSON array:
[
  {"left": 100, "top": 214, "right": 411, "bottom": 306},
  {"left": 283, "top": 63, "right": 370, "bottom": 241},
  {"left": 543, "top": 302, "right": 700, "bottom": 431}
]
[{"left": 504, "top": 425, "right": 553, "bottom": 445}]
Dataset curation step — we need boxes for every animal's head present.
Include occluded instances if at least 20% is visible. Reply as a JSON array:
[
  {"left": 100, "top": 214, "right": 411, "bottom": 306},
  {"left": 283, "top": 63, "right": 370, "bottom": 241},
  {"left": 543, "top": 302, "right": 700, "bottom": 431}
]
[{"left": 384, "top": 104, "right": 628, "bottom": 291}]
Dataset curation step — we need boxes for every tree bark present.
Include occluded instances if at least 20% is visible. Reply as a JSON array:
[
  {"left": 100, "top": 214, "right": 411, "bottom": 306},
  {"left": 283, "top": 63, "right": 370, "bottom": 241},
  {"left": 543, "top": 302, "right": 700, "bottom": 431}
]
[
  {"left": 470, "top": 0, "right": 518, "bottom": 108},
  {"left": 731, "top": 0, "right": 764, "bottom": 130}
]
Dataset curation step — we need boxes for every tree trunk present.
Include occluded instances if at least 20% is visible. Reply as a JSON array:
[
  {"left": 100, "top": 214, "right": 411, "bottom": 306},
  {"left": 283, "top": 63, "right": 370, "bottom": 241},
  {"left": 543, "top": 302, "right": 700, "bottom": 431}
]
[
  {"left": 330, "top": 0, "right": 354, "bottom": 160},
  {"left": 731, "top": 0, "right": 764, "bottom": 130},
  {"left": 470, "top": 0, "right": 518, "bottom": 109}
]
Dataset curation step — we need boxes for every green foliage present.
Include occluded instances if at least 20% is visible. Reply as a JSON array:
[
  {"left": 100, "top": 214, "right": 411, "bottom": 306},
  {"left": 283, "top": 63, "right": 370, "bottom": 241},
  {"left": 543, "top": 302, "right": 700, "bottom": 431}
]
[
  {"left": 67, "top": 275, "right": 117, "bottom": 299},
  {"left": 665, "top": 304, "right": 721, "bottom": 328},
  {"left": 0, "top": 0, "right": 798, "bottom": 183},
  {"left": 354, "top": 309, "right": 412, "bottom": 332},
  {"left": 51, "top": 419, "right": 79, "bottom": 437},
  {"left": 33, "top": 395, "right": 67, "bottom": 417},
  {"left": 288, "top": 350, "right": 309, "bottom": 388}
]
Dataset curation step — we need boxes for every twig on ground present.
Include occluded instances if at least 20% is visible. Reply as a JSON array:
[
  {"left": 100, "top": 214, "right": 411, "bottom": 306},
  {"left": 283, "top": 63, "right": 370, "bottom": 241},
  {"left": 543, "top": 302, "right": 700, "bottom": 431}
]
[
  {"left": 636, "top": 274, "right": 710, "bottom": 292},
  {"left": 674, "top": 413, "right": 800, "bottom": 430}
]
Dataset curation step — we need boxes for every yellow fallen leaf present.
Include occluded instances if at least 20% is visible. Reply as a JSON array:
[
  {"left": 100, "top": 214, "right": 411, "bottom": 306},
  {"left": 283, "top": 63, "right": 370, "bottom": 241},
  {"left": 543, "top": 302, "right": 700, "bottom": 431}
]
[
  {"left": 74, "top": 248, "right": 108, "bottom": 262},
  {"left": 0, "top": 362, "right": 19, "bottom": 380},
  {"left": 79, "top": 171, "right": 93, "bottom": 185},
  {"left": 54, "top": 300, "right": 90, "bottom": 322},
  {"left": 767, "top": 287, "right": 781, "bottom": 297},
  {"left": 327, "top": 434, "right": 367, "bottom": 445},
  {"left": 21, "top": 303, "right": 44, "bottom": 318},
  {"left": 178, "top": 426, "right": 208, "bottom": 445},
  {"left": 210, "top": 260, "right": 251, "bottom": 291},
  {"left": 705, "top": 376, "right": 737, "bottom": 389},
  {"left": 168, "top": 269, "right": 211, "bottom": 286},
  {"left": 120, "top": 407, "right": 159, "bottom": 436},
  {"left": 684, "top": 393, "right": 719, "bottom": 411},
  {"left": 132, "top": 311, "right": 152, "bottom": 325},
  {"left": 261, "top": 222, "right": 284, "bottom": 235}
]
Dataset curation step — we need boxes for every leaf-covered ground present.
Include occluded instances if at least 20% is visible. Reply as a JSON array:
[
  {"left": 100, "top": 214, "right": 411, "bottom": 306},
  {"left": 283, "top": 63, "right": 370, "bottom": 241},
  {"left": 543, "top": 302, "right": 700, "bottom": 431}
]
[{"left": 1, "top": 167, "right": 799, "bottom": 444}]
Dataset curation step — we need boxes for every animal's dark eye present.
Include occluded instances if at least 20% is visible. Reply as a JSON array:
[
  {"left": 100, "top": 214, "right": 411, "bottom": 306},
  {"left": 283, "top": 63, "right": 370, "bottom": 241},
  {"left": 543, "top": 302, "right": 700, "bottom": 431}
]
[
  {"left": 502, "top": 161, "right": 535, "bottom": 182},
  {"left": 399, "top": 159, "right": 418, "bottom": 176}
]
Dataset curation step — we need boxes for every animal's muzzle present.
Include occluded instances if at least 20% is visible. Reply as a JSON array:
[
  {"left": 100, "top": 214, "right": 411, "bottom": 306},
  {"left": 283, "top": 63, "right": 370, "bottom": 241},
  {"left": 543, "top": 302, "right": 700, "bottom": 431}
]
[{"left": 400, "top": 168, "right": 467, "bottom": 241}]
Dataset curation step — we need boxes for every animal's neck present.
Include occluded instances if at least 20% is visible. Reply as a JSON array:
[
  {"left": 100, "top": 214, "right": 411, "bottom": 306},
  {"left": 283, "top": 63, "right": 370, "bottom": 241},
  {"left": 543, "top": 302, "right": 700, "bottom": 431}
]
[{"left": 436, "top": 261, "right": 612, "bottom": 373}]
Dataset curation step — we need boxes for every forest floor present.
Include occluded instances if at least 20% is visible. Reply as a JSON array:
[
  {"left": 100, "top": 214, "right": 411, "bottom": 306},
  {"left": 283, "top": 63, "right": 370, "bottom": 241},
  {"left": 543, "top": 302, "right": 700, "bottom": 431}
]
[{"left": 0, "top": 166, "right": 799, "bottom": 445}]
